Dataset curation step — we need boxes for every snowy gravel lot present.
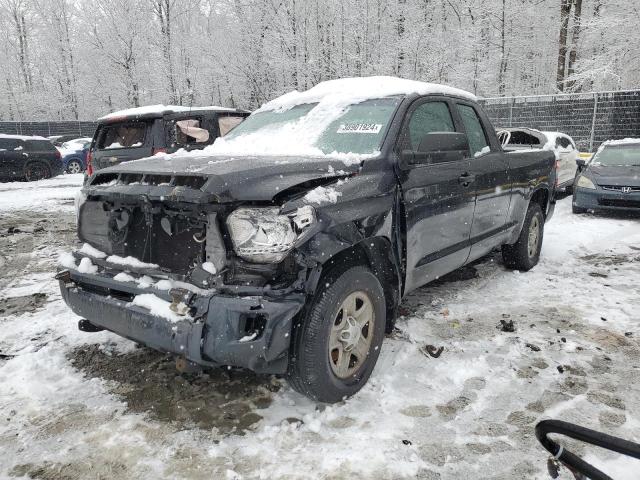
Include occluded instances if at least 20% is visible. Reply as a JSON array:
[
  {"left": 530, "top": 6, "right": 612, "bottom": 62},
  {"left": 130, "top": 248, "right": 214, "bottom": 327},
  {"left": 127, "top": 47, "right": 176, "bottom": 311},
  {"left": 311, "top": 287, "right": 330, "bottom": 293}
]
[{"left": 1, "top": 175, "right": 639, "bottom": 479}]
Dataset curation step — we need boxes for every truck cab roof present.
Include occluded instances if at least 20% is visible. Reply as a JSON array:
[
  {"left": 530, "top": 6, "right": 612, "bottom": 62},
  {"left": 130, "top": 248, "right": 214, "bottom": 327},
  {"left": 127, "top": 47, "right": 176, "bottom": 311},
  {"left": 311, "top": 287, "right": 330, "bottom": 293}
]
[{"left": 98, "top": 104, "right": 250, "bottom": 123}]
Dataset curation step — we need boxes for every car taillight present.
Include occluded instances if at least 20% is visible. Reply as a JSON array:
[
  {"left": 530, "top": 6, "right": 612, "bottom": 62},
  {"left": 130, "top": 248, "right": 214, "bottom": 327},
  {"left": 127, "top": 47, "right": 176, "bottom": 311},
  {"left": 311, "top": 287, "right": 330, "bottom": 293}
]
[
  {"left": 86, "top": 150, "right": 93, "bottom": 176},
  {"left": 56, "top": 149, "right": 62, "bottom": 160},
  {"left": 152, "top": 147, "right": 167, "bottom": 155},
  {"left": 554, "top": 159, "right": 560, "bottom": 187}
]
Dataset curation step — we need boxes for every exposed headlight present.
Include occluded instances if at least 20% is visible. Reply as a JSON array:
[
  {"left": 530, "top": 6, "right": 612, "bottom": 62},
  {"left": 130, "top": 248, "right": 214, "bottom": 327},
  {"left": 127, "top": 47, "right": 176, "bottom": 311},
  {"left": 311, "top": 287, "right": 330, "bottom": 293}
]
[
  {"left": 576, "top": 175, "right": 596, "bottom": 190},
  {"left": 227, "top": 206, "right": 316, "bottom": 263}
]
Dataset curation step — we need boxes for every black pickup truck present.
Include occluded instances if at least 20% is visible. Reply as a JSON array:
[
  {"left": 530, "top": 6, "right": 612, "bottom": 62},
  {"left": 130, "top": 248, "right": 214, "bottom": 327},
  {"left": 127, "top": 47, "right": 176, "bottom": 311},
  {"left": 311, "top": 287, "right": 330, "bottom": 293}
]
[{"left": 59, "top": 77, "right": 556, "bottom": 402}]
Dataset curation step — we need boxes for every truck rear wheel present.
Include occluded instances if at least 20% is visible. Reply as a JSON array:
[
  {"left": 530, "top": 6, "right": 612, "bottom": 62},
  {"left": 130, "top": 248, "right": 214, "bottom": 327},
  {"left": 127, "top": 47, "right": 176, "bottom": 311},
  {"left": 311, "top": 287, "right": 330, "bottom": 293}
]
[
  {"left": 502, "top": 202, "right": 544, "bottom": 271},
  {"left": 287, "top": 265, "right": 386, "bottom": 403}
]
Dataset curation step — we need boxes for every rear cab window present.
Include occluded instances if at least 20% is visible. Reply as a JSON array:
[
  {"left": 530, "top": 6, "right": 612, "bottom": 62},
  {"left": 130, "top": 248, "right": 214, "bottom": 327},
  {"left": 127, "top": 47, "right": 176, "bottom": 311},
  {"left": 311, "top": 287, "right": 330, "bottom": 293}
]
[{"left": 96, "top": 122, "right": 148, "bottom": 150}]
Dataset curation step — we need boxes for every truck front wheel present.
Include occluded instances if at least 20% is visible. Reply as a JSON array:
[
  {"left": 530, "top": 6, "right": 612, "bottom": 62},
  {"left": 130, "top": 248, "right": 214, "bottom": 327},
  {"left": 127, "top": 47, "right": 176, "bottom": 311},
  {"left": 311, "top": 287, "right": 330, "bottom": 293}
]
[
  {"left": 502, "top": 202, "right": 544, "bottom": 271},
  {"left": 287, "top": 265, "right": 386, "bottom": 403}
]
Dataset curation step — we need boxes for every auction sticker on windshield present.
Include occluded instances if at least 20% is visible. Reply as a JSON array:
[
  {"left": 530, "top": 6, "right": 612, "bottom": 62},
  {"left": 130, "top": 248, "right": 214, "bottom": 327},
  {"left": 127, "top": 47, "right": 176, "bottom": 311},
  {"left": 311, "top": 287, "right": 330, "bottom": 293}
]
[{"left": 337, "top": 123, "right": 383, "bottom": 134}]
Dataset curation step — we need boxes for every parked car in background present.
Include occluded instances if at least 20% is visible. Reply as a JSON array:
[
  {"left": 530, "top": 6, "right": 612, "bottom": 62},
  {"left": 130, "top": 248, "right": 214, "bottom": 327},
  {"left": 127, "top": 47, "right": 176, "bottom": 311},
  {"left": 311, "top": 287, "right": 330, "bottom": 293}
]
[
  {"left": 87, "top": 105, "right": 250, "bottom": 174},
  {"left": 58, "top": 137, "right": 92, "bottom": 173},
  {"left": 497, "top": 128, "right": 578, "bottom": 191},
  {"left": 573, "top": 138, "right": 640, "bottom": 214},
  {"left": 60, "top": 77, "right": 556, "bottom": 403},
  {"left": 48, "top": 134, "right": 85, "bottom": 147},
  {"left": 0, "top": 134, "right": 63, "bottom": 181}
]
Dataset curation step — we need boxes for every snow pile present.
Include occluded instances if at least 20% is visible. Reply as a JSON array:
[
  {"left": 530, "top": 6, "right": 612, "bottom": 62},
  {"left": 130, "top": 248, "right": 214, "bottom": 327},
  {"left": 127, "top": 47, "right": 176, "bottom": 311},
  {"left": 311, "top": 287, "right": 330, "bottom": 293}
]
[
  {"left": 303, "top": 185, "right": 342, "bottom": 205},
  {"left": 113, "top": 272, "right": 136, "bottom": 283},
  {"left": 77, "top": 257, "right": 98, "bottom": 274},
  {"left": 202, "top": 262, "right": 217, "bottom": 274},
  {"left": 130, "top": 294, "right": 188, "bottom": 323},
  {"left": 79, "top": 243, "right": 107, "bottom": 259},
  {"left": 105, "top": 254, "right": 159, "bottom": 270},
  {"left": 58, "top": 252, "right": 77, "bottom": 269},
  {"left": 0, "top": 175, "right": 83, "bottom": 212}
]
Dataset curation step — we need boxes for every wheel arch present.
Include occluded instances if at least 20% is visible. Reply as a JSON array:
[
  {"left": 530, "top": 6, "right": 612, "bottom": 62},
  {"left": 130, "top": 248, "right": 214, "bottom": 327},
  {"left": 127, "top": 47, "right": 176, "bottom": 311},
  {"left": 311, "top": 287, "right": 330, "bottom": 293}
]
[
  {"left": 308, "top": 236, "right": 402, "bottom": 333},
  {"left": 530, "top": 186, "right": 551, "bottom": 217}
]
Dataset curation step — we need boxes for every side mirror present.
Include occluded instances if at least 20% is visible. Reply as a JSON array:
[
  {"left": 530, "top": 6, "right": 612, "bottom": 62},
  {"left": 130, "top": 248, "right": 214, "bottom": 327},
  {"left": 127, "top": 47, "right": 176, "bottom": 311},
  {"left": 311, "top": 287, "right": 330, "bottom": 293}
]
[
  {"left": 576, "top": 158, "right": 586, "bottom": 170},
  {"left": 400, "top": 132, "right": 470, "bottom": 168}
]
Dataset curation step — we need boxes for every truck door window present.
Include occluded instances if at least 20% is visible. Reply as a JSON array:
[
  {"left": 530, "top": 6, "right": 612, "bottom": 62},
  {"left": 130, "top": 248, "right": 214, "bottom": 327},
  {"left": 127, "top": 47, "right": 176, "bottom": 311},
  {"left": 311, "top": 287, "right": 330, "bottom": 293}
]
[
  {"left": 218, "top": 116, "right": 245, "bottom": 136},
  {"left": 456, "top": 104, "right": 489, "bottom": 157},
  {"left": 175, "top": 119, "right": 210, "bottom": 145},
  {"left": 407, "top": 102, "right": 455, "bottom": 150}
]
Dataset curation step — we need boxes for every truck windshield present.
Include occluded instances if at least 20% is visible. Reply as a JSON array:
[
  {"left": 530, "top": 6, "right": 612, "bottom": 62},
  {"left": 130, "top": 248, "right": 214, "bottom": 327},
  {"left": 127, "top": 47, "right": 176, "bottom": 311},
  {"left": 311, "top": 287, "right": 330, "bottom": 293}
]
[
  {"left": 219, "top": 97, "right": 401, "bottom": 157},
  {"left": 592, "top": 145, "right": 640, "bottom": 166}
]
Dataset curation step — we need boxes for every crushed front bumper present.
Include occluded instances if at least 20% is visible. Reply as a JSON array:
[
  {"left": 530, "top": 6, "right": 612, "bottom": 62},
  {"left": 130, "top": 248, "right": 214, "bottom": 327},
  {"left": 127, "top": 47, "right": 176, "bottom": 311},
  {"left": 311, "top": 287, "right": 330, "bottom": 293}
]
[
  {"left": 573, "top": 187, "right": 640, "bottom": 213},
  {"left": 59, "top": 269, "right": 305, "bottom": 374}
]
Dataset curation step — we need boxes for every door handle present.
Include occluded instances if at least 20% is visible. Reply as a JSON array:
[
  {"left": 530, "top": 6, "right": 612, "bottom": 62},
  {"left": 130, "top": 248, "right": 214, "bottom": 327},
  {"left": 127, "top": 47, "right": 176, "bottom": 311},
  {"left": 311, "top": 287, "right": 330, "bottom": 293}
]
[{"left": 458, "top": 172, "right": 476, "bottom": 186}]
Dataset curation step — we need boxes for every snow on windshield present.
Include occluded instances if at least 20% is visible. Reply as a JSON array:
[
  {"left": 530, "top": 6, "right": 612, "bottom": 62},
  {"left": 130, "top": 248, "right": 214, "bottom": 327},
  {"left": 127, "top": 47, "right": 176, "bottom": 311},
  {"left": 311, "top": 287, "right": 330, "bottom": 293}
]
[
  {"left": 591, "top": 142, "right": 640, "bottom": 166},
  {"left": 205, "top": 76, "right": 475, "bottom": 163}
]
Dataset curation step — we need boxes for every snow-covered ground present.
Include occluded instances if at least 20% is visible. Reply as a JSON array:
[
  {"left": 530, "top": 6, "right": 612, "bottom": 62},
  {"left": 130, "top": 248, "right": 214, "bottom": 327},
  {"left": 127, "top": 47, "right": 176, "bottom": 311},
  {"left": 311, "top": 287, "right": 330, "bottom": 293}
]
[{"left": 1, "top": 175, "right": 639, "bottom": 479}]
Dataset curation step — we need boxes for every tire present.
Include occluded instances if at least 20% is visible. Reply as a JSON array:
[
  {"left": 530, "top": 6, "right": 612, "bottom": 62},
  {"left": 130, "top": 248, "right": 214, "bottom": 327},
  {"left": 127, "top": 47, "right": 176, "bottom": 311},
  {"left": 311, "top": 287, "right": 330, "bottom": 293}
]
[
  {"left": 66, "top": 159, "right": 83, "bottom": 174},
  {"left": 287, "top": 265, "right": 386, "bottom": 403},
  {"left": 24, "top": 162, "right": 51, "bottom": 181},
  {"left": 502, "top": 202, "right": 544, "bottom": 271}
]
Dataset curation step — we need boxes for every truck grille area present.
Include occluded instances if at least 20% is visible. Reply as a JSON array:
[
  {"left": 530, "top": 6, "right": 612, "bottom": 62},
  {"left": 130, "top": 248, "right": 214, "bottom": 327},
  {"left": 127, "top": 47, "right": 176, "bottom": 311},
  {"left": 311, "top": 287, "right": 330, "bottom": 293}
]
[
  {"left": 78, "top": 200, "right": 215, "bottom": 275},
  {"left": 91, "top": 172, "right": 207, "bottom": 189}
]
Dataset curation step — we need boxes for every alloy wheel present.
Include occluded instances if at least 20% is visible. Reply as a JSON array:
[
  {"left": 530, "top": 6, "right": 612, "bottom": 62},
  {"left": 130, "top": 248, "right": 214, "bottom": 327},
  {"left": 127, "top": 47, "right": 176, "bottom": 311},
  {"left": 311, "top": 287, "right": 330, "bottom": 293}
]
[
  {"left": 528, "top": 215, "right": 540, "bottom": 259},
  {"left": 328, "top": 290, "right": 375, "bottom": 379}
]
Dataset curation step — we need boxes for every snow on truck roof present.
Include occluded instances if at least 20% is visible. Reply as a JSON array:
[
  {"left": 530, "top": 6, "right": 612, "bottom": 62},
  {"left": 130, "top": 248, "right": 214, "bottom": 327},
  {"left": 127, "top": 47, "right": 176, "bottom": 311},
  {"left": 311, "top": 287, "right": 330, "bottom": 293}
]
[
  {"left": 257, "top": 76, "right": 476, "bottom": 112},
  {"left": 98, "top": 104, "right": 241, "bottom": 122},
  {"left": 0, "top": 133, "right": 48, "bottom": 141}
]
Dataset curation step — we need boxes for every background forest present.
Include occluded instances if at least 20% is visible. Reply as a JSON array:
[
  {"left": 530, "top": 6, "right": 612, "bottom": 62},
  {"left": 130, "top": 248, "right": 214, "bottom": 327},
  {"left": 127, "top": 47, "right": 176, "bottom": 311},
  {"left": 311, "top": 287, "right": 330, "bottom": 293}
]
[{"left": 0, "top": 0, "right": 637, "bottom": 120}]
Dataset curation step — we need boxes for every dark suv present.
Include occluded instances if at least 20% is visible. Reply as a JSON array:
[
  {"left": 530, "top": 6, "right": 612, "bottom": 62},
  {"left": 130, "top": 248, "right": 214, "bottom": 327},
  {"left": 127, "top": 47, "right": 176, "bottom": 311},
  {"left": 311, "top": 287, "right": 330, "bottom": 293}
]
[
  {"left": 0, "top": 134, "right": 63, "bottom": 181},
  {"left": 88, "top": 106, "right": 250, "bottom": 175}
]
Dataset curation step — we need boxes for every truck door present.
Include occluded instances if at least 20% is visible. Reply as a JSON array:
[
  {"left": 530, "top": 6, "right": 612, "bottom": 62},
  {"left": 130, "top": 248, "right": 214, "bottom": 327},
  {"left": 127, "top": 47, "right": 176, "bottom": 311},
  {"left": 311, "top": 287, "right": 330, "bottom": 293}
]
[
  {"left": 397, "top": 97, "right": 476, "bottom": 293},
  {"left": 453, "top": 102, "right": 512, "bottom": 261}
]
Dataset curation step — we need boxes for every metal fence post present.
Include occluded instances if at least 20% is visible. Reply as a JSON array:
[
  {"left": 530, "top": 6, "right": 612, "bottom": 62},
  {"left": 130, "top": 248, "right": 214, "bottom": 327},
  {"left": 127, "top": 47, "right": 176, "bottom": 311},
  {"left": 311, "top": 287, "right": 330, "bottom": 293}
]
[
  {"left": 589, "top": 93, "right": 599, "bottom": 152},
  {"left": 509, "top": 98, "right": 514, "bottom": 127}
]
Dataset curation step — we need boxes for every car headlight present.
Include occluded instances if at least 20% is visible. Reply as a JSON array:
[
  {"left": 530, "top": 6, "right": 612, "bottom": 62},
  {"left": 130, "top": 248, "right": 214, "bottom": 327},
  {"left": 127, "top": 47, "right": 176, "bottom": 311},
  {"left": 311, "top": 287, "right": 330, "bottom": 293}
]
[
  {"left": 226, "top": 206, "right": 316, "bottom": 263},
  {"left": 576, "top": 175, "right": 596, "bottom": 190}
]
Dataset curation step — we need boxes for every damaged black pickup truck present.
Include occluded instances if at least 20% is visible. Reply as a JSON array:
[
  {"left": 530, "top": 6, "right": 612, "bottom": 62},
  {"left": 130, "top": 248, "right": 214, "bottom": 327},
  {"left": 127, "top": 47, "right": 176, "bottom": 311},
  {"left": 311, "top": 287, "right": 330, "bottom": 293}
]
[{"left": 59, "top": 77, "right": 556, "bottom": 403}]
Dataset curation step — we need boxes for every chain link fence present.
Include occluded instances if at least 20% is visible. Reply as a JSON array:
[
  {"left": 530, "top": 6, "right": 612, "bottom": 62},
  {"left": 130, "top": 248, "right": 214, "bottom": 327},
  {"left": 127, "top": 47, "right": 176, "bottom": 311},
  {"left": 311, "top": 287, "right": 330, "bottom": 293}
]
[
  {"left": 480, "top": 90, "right": 640, "bottom": 152},
  {"left": 1, "top": 90, "right": 639, "bottom": 152},
  {"left": 0, "top": 121, "right": 97, "bottom": 138}
]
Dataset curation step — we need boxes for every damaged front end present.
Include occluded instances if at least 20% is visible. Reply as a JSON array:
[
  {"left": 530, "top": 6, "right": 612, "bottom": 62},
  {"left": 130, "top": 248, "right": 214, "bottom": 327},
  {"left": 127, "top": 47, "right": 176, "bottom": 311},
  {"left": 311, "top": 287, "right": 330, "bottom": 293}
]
[{"left": 59, "top": 171, "right": 322, "bottom": 374}]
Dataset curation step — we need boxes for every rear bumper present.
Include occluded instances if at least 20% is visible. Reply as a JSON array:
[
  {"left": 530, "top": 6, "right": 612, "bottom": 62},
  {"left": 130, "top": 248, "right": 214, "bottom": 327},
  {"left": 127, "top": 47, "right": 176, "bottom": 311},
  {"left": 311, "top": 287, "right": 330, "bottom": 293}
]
[
  {"left": 573, "top": 187, "right": 640, "bottom": 213},
  {"left": 59, "top": 269, "right": 305, "bottom": 374}
]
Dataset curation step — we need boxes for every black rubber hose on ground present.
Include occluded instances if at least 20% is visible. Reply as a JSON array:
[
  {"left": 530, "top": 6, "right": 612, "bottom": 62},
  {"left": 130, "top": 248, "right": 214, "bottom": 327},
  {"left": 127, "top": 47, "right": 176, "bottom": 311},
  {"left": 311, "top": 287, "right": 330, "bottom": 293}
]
[{"left": 535, "top": 420, "right": 640, "bottom": 480}]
